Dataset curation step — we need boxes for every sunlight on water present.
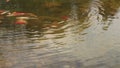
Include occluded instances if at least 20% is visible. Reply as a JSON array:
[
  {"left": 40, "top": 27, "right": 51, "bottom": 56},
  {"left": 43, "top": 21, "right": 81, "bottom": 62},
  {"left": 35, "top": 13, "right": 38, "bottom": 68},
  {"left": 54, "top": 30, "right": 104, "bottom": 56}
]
[{"left": 1, "top": 0, "right": 120, "bottom": 68}]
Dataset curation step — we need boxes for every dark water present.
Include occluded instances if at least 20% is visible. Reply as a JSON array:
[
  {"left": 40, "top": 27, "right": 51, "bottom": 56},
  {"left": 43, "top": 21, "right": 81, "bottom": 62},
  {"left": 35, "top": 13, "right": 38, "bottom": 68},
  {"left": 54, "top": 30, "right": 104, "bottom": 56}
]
[{"left": 1, "top": 0, "right": 120, "bottom": 68}]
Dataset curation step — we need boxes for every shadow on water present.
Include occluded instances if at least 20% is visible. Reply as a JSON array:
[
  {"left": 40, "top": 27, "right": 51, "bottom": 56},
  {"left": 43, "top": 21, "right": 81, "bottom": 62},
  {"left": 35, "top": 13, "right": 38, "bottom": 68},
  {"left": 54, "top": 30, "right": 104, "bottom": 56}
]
[{"left": 1, "top": 0, "right": 120, "bottom": 68}]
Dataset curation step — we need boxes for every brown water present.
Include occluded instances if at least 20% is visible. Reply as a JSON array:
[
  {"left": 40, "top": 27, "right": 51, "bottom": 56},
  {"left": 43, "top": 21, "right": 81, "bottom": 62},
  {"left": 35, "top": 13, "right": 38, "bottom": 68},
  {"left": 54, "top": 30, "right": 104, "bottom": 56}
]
[{"left": 1, "top": 0, "right": 120, "bottom": 68}]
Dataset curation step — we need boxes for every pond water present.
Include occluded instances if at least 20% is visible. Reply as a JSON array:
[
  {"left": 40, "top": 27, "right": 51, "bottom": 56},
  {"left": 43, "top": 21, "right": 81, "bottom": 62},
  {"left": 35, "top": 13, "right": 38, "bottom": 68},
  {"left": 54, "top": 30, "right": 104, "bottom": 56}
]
[{"left": 1, "top": 0, "right": 120, "bottom": 68}]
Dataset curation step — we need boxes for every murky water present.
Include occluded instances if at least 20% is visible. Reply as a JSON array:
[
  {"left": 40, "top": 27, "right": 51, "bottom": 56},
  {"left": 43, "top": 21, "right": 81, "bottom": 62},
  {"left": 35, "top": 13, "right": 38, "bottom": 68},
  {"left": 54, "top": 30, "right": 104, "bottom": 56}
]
[{"left": 1, "top": 0, "right": 120, "bottom": 68}]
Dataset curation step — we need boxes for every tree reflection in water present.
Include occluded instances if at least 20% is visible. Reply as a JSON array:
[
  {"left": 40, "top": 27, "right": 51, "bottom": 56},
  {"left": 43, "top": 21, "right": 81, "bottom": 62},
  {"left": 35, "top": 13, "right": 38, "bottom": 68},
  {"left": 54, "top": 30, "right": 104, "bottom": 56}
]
[{"left": 0, "top": 0, "right": 120, "bottom": 68}]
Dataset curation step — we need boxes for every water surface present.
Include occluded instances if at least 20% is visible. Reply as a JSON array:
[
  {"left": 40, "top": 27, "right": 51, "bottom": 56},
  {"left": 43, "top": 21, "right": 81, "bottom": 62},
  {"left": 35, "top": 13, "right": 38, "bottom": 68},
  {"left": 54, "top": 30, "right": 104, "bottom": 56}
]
[{"left": 0, "top": 0, "right": 120, "bottom": 68}]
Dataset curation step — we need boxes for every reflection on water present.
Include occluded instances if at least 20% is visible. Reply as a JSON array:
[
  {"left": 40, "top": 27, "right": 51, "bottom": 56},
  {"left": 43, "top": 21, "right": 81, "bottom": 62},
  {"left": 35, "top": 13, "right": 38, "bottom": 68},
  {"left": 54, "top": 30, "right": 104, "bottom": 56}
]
[{"left": 1, "top": 0, "right": 120, "bottom": 68}]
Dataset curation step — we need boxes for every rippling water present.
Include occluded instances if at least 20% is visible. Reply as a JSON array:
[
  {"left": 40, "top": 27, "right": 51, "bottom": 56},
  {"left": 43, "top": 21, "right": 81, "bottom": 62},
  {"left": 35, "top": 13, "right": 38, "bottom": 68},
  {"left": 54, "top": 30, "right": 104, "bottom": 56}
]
[{"left": 1, "top": 0, "right": 120, "bottom": 68}]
